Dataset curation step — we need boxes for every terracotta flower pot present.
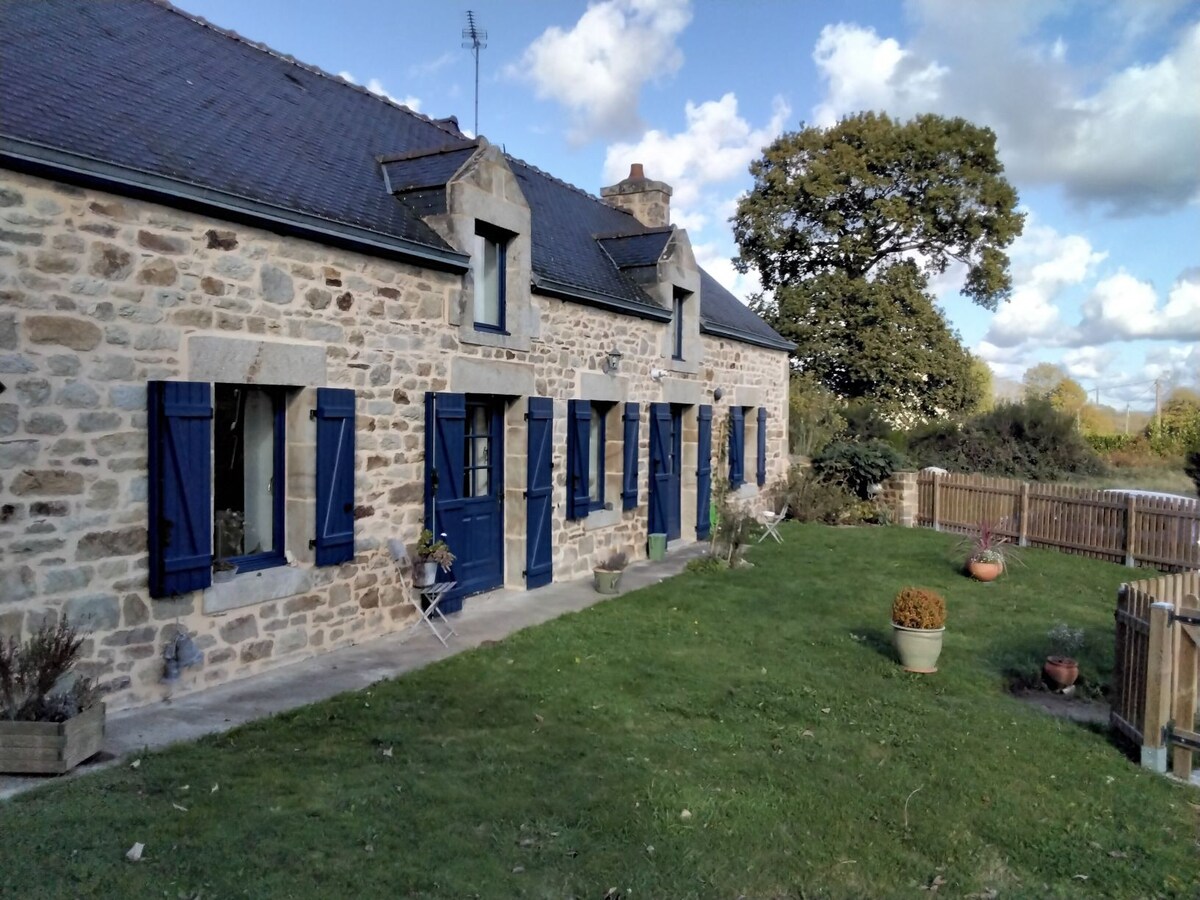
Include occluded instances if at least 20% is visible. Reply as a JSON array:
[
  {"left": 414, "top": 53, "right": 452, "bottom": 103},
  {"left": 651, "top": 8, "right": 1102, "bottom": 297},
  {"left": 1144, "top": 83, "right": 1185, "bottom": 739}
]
[
  {"left": 966, "top": 559, "right": 1003, "bottom": 582},
  {"left": 1044, "top": 656, "right": 1079, "bottom": 689},
  {"left": 892, "top": 624, "right": 945, "bottom": 673}
]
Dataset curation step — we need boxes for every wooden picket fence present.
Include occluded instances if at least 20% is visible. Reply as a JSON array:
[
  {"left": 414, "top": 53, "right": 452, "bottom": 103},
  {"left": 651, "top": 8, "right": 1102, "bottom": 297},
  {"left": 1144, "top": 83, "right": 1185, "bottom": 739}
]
[
  {"left": 915, "top": 472, "right": 1200, "bottom": 572},
  {"left": 1111, "top": 572, "right": 1200, "bottom": 780}
]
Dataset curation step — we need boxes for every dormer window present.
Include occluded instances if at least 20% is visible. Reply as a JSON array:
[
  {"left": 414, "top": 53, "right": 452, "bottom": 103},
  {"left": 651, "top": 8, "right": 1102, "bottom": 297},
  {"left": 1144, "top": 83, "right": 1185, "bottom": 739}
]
[{"left": 473, "top": 223, "right": 508, "bottom": 332}]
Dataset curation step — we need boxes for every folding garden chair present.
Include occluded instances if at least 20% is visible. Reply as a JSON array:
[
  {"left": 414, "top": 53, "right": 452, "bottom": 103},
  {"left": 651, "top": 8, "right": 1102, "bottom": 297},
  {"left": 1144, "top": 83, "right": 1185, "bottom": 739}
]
[
  {"left": 389, "top": 538, "right": 457, "bottom": 646},
  {"left": 758, "top": 504, "right": 788, "bottom": 543}
]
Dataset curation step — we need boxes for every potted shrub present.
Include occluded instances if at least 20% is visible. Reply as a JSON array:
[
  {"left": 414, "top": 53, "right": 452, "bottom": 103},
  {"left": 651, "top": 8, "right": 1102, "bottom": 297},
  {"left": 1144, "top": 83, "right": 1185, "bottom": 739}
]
[
  {"left": 961, "top": 520, "right": 1011, "bottom": 582},
  {"left": 413, "top": 529, "right": 455, "bottom": 587},
  {"left": 593, "top": 550, "right": 629, "bottom": 594},
  {"left": 0, "top": 620, "right": 105, "bottom": 774},
  {"left": 891, "top": 587, "right": 947, "bottom": 673},
  {"left": 1044, "top": 622, "right": 1083, "bottom": 690}
]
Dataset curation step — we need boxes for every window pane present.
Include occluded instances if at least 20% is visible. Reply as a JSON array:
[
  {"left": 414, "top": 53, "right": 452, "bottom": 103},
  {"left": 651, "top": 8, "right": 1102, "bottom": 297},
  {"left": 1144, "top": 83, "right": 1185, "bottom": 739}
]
[
  {"left": 213, "top": 386, "right": 276, "bottom": 560},
  {"left": 474, "top": 234, "right": 502, "bottom": 328},
  {"left": 465, "top": 405, "right": 491, "bottom": 498},
  {"left": 588, "top": 406, "right": 602, "bottom": 503},
  {"left": 673, "top": 295, "right": 684, "bottom": 359}
]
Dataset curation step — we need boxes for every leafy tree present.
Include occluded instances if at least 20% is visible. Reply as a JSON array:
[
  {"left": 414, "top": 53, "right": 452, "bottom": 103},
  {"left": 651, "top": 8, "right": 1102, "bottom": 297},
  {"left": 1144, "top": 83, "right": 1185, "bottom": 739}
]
[
  {"left": 787, "top": 374, "right": 844, "bottom": 458},
  {"left": 1079, "top": 404, "right": 1118, "bottom": 434},
  {"left": 1022, "top": 362, "right": 1068, "bottom": 401},
  {"left": 1048, "top": 377, "right": 1087, "bottom": 417},
  {"left": 966, "top": 356, "right": 994, "bottom": 414},
  {"left": 755, "top": 261, "right": 984, "bottom": 422},
  {"left": 1185, "top": 443, "right": 1200, "bottom": 497},
  {"left": 734, "top": 111, "right": 1023, "bottom": 423}
]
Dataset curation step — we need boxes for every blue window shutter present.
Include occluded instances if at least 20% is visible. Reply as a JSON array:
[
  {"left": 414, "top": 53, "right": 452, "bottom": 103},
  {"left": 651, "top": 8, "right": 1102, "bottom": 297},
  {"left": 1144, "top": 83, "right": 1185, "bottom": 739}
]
[
  {"left": 648, "top": 402, "right": 672, "bottom": 536},
  {"left": 696, "top": 405, "right": 712, "bottom": 540},
  {"left": 315, "top": 387, "right": 356, "bottom": 566},
  {"left": 621, "top": 402, "right": 640, "bottom": 510},
  {"left": 525, "top": 397, "right": 554, "bottom": 589},
  {"left": 729, "top": 406, "right": 745, "bottom": 488},
  {"left": 148, "top": 380, "right": 212, "bottom": 598},
  {"left": 566, "top": 400, "right": 591, "bottom": 520},
  {"left": 757, "top": 407, "right": 768, "bottom": 487}
]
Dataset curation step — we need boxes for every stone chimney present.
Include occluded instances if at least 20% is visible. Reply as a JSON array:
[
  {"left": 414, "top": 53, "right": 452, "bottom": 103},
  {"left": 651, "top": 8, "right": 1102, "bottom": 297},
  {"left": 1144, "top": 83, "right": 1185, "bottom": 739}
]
[{"left": 600, "top": 163, "right": 672, "bottom": 228}]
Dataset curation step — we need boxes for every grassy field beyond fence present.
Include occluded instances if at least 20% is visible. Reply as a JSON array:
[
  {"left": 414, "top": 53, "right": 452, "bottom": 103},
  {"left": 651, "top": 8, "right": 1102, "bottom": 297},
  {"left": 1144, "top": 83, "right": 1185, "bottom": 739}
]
[{"left": 2, "top": 525, "right": 1197, "bottom": 898}]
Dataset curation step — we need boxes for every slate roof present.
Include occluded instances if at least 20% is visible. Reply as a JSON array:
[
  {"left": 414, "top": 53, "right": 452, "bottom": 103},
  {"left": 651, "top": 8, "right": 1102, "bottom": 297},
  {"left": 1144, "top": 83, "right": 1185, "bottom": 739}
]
[
  {"left": 597, "top": 231, "right": 674, "bottom": 270},
  {"left": 0, "top": 0, "right": 790, "bottom": 351}
]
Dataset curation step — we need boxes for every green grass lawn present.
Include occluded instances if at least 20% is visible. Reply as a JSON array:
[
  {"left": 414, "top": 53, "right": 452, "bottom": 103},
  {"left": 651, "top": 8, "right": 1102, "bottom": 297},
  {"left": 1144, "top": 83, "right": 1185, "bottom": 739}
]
[{"left": 3, "top": 526, "right": 1197, "bottom": 898}]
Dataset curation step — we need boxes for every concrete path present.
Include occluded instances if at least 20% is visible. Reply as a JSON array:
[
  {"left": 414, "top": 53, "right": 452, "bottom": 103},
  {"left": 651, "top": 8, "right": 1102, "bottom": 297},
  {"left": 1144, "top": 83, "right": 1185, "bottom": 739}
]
[{"left": 1, "top": 542, "right": 708, "bottom": 800}]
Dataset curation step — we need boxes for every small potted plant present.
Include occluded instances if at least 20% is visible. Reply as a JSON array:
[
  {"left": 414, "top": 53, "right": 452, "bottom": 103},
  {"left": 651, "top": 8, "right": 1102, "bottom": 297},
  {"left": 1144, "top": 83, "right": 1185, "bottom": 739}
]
[
  {"left": 593, "top": 549, "right": 629, "bottom": 594},
  {"left": 0, "top": 620, "right": 105, "bottom": 774},
  {"left": 891, "top": 587, "right": 947, "bottom": 673},
  {"left": 1044, "top": 622, "right": 1083, "bottom": 690},
  {"left": 961, "top": 520, "right": 1010, "bottom": 582},
  {"left": 213, "top": 508, "right": 244, "bottom": 583},
  {"left": 413, "top": 529, "right": 455, "bottom": 587}
]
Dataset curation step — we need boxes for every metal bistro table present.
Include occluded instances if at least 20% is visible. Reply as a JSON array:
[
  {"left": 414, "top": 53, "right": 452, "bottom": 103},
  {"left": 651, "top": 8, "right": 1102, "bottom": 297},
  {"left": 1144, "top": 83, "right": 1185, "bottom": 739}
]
[{"left": 412, "top": 581, "right": 458, "bottom": 646}]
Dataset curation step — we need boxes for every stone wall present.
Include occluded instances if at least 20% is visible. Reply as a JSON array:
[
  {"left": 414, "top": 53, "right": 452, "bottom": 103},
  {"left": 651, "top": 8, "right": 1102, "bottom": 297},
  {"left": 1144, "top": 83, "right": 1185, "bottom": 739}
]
[{"left": 0, "top": 168, "right": 788, "bottom": 711}]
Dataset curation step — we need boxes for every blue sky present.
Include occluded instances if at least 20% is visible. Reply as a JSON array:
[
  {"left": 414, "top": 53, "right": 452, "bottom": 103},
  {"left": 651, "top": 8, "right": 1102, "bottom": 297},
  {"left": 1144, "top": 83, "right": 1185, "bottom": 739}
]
[{"left": 179, "top": 0, "right": 1199, "bottom": 409}]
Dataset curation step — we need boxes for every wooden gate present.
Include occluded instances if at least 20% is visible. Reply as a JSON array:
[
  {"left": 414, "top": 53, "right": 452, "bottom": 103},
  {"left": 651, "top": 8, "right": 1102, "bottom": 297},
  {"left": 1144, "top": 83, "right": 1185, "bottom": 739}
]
[{"left": 1112, "top": 572, "right": 1200, "bottom": 779}]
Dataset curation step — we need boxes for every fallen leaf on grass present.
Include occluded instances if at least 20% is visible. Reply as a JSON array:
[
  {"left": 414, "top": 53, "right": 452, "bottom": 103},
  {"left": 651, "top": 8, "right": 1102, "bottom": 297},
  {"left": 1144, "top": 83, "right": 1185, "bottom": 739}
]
[
  {"left": 821, "top": 708, "right": 831, "bottom": 714},
  {"left": 920, "top": 874, "right": 946, "bottom": 892},
  {"left": 680, "top": 809, "right": 692, "bottom": 821},
  {"left": 211, "top": 784, "right": 219, "bottom": 793},
  {"left": 1109, "top": 850, "right": 1127, "bottom": 859},
  {"left": 1073, "top": 874, "right": 1089, "bottom": 881},
  {"left": 512, "top": 865, "right": 525, "bottom": 874},
  {"left": 125, "top": 843, "right": 144, "bottom": 862},
  {"left": 129, "top": 759, "right": 141, "bottom": 769},
  {"left": 534, "top": 714, "right": 544, "bottom": 724},
  {"left": 172, "top": 803, "right": 188, "bottom": 812},
  {"left": 801, "top": 729, "right": 815, "bottom": 737},
  {"left": 381, "top": 746, "right": 393, "bottom": 758}
]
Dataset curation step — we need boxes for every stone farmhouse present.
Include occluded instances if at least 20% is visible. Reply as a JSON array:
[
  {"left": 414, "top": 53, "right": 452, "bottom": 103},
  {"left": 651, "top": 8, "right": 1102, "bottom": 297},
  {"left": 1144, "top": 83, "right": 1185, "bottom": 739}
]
[{"left": 0, "top": 0, "right": 791, "bottom": 710}]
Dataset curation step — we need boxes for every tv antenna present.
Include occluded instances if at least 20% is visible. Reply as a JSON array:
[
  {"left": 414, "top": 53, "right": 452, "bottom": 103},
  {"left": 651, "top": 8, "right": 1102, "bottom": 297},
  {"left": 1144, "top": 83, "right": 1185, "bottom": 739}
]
[{"left": 462, "top": 11, "right": 487, "bottom": 137}]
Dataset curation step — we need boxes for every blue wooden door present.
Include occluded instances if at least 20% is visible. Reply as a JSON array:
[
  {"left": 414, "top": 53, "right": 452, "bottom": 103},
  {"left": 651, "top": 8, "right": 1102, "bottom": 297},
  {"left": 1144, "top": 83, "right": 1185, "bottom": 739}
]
[
  {"left": 696, "top": 404, "right": 712, "bottom": 540},
  {"left": 649, "top": 403, "right": 682, "bottom": 542},
  {"left": 667, "top": 405, "right": 682, "bottom": 540},
  {"left": 525, "top": 397, "right": 553, "bottom": 589},
  {"left": 425, "top": 392, "right": 504, "bottom": 611}
]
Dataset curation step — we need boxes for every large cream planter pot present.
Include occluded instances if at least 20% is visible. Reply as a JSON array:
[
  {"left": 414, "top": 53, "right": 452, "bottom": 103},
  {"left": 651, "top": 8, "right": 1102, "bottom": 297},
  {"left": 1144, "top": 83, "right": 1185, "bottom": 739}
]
[{"left": 892, "top": 624, "right": 945, "bottom": 673}]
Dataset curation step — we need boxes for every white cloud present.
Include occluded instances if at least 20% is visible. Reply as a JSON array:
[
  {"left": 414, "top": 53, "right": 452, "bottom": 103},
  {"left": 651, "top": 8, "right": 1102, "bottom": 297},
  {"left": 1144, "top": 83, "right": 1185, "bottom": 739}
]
[
  {"left": 511, "top": 0, "right": 692, "bottom": 141},
  {"left": 692, "top": 241, "right": 760, "bottom": 302},
  {"left": 1077, "top": 270, "right": 1200, "bottom": 343},
  {"left": 602, "top": 92, "right": 790, "bottom": 224},
  {"left": 809, "top": 8, "right": 1200, "bottom": 214},
  {"left": 1061, "top": 346, "right": 1115, "bottom": 382},
  {"left": 337, "top": 70, "right": 420, "bottom": 111},
  {"left": 811, "top": 23, "right": 945, "bottom": 128},
  {"left": 983, "top": 218, "right": 1107, "bottom": 347}
]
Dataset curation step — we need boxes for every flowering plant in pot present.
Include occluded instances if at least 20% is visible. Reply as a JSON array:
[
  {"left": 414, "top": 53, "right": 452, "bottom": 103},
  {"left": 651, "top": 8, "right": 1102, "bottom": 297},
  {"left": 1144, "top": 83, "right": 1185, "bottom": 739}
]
[
  {"left": 0, "top": 620, "right": 105, "bottom": 774},
  {"left": 959, "top": 520, "right": 1013, "bottom": 582},
  {"left": 891, "top": 587, "right": 947, "bottom": 673},
  {"left": 593, "top": 549, "right": 629, "bottom": 594},
  {"left": 413, "top": 529, "right": 455, "bottom": 587},
  {"left": 1044, "top": 622, "right": 1083, "bottom": 690}
]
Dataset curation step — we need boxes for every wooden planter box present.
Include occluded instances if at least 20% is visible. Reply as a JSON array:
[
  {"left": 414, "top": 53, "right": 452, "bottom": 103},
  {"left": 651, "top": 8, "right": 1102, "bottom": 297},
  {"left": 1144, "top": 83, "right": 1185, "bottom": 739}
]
[{"left": 0, "top": 703, "right": 106, "bottom": 775}]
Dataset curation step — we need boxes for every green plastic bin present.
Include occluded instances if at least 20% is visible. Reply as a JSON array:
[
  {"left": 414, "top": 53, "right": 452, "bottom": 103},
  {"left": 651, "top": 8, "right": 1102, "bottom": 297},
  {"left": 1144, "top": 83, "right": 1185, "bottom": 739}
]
[{"left": 647, "top": 533, "right": 667, "bottom": 561}]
